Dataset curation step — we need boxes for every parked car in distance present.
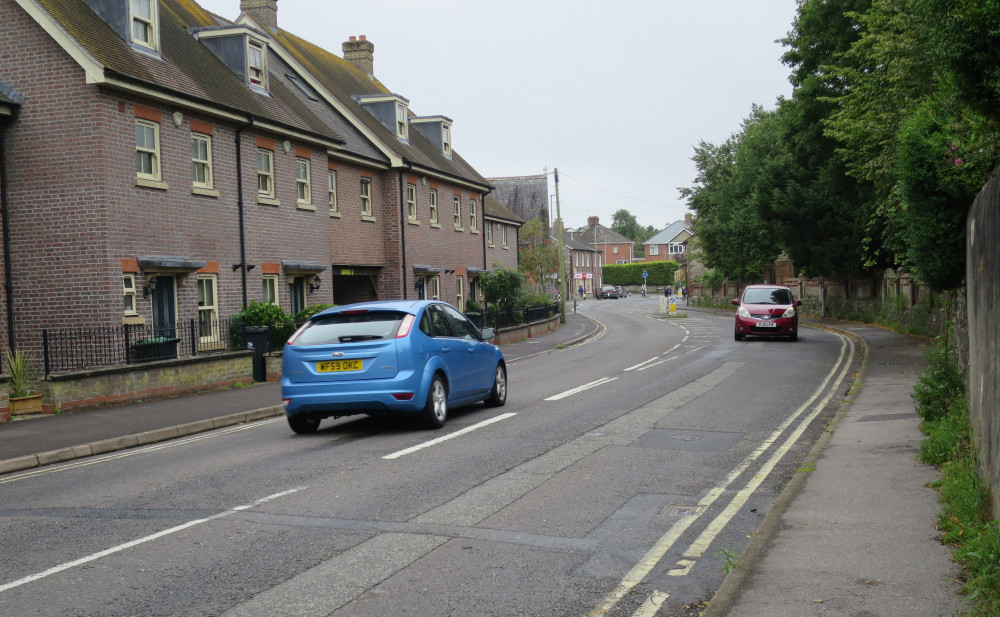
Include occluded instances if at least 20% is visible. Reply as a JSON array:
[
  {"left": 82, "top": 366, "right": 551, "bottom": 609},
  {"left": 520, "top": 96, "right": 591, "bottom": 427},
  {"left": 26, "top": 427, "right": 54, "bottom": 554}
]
[
  {"left": 599, "top": 285, "right": 620, "bottom": 299},
  {"left": 732, "top": 284, "right": 802, "bottom": 341},
  {"left": 281, "top": 300, "right": 507, "bottom": 433},
  {"left": 615, "top": 285, "right": 626, "bottom": 298}
]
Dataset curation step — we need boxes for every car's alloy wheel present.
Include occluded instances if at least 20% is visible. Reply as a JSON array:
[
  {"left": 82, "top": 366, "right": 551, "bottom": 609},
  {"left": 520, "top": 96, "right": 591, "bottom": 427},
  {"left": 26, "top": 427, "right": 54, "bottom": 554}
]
[
  {"left": 485, "top": 364, "right": 507, "bottom": 407},
  {"left": 288, "top": 413, "right": 320, "bottom": 434},
  {"left": 422, "top": 375, "right": 448, "bottom": 429}
]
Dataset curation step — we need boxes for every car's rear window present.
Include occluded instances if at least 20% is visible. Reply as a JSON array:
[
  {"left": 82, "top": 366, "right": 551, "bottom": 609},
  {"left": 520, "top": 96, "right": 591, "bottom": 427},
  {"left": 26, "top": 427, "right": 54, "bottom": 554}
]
[
  {"left": 743, "top": 288, "right": 792, "bottom": 304},
  {"left": 295, "top": 310, "right": 406, "bottom": 345}
]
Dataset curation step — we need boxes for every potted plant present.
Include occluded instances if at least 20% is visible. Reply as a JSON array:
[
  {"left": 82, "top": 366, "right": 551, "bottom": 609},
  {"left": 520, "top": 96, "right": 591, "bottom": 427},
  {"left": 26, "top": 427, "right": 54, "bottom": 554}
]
[{"left": 6, "top": 347, "right": 43, "bottom": 415}]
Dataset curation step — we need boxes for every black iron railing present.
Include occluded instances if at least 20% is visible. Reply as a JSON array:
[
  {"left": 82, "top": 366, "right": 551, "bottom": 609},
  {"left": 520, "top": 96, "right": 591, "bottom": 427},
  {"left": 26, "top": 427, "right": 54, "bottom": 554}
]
[{"left": 466, "top": 303, "right": 559, "bottom": 330}]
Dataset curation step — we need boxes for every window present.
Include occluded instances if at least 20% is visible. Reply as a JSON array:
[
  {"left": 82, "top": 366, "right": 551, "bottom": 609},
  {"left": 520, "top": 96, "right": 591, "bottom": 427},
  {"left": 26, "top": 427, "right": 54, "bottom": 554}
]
[
  {"left": 453, "top": 195, "right": 462, "bottom": 229},
  {"left": 248, "top": 39, "right": 267, "bottom": 89},
  {"left": 360, "top": 178, "right": 372, "bottom": 216},
  {"left": 257, "top": 149, "right": 274, "bottom": 198},
  {"left": 296, "top": 158, "right": 311, "bottom": 206},
  {"left": 328, "top": 170, "right": 338, "bottom": 214},
  {"left": 130, "top": 0, "right": 158, "bottom": 50},
  {"left": 486, "top": 221, "right": 494, "bottom": 245},
  {"left": 135, "top": 119, "right": 160, "bottom": 181},
  {"left": 442, "top": 125, "right": 452, "bottom": 156},
  {"left": 649, "top": 244, "right": 659, "bottom": 256},
  {"left": 197, "top": 275, "right": 219, "bottom": 345},
  {"left": 429, "top": 276, "right": 440, "bottom": 300},
  {"left": 613, "top": 246, "right": 619, "bottom": 254},
  {"left": 395, "top": 102, "right": 408, "bottom": 139},
  {"left": 429, "top": 190, "right": 438, "bottom": 224},
  {"left": 670, "top": 242, "right": 685, "bottom": 254},
  {"left": 262, "top": 275, "right": 278, "bottom": 306},
  {"left": 290, "top": 277, "right": 306, "bottom": 315},
  {"left": 191, "top": 133, "right": 213, "bottom": 189},
  {"left": 501, "top": 225, "right": 508, "bottom": 247},
  {"left": 123, "top": 274, "right": 137, "bottom": 315},
  {"left": 469, "top": 199, "right": 478, "bottom": 231},
  {"left": 407, "top": 183, "right": 417, "bottom": 221},
  {"left": 456, "top": 275, "right": 464, "bottom": 311}
]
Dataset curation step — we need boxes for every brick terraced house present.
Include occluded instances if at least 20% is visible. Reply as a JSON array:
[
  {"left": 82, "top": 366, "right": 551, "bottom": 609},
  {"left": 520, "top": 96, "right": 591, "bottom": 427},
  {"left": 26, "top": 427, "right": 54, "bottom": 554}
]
[{"left": 0, "top": 0, "right": 519, "bottom": 403}]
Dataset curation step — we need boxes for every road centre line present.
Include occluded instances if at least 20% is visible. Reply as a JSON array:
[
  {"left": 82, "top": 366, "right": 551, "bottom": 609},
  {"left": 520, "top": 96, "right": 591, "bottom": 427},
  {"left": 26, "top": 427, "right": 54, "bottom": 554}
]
[
  {"left": 382, "top": 413, "right": 517, "bottom": 460},
  {"left": 0, "top": 418, "right": 285, "bottom": 484},
  {"left": 637, "top": 357, "right": 677, "bottom": 371},
  {"left": 589, "top": 333, "right": 853, "bottom": 616},
  {"left": 0, "top": 487, "right": 305, "bottom": 594},
  {"left": 545, "top": 377, "right": 618, "bottom": 401},
  {"left": 624, "top": 357, "right": 661, "bottom": 372}
]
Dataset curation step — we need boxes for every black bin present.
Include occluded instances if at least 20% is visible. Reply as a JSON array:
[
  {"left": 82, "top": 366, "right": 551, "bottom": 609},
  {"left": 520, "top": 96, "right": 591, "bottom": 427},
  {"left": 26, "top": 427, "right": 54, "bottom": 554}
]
[{"left": 243, "top": 326, "right": 270, "bottom": 382}]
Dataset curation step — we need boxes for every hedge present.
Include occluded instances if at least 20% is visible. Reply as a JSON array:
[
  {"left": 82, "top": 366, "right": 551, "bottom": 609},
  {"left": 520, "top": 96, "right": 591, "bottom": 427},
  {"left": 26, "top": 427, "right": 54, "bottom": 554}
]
[{"left": 602, "top": 261, "right": 679, "bottom": 286}]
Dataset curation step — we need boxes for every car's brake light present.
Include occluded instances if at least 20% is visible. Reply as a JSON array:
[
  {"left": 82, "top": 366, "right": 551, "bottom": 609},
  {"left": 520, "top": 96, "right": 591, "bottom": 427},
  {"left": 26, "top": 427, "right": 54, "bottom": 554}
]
[
  {"left": 285, "top": 322, "right": 310, "bottom": 346},
  {"left": 392, "top": 393, "right": 414, "bottom": 401},
  {"left": 396, "top": 314, "right": 415, "bottom": 338},
  {"left": 340, "top": 309, "right": 370, "bottom": 315}
]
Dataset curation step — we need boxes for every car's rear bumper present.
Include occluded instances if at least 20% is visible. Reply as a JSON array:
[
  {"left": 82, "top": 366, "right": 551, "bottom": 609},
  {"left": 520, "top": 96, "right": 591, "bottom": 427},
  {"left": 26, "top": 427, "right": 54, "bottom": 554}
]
[{"left": 281, "top": 370, "right": 427, "bottom": 417}]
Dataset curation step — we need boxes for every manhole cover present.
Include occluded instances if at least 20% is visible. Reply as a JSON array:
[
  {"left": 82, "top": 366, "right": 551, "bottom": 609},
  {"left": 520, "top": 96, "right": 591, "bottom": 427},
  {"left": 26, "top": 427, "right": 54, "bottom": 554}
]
[{"left": 857, "top": 413, "right": 919, "bottom": 422}]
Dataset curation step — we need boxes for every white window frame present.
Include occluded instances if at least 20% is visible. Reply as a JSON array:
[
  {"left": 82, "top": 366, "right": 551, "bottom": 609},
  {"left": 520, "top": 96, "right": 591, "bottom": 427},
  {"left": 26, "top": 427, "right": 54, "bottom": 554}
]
[
  {"left": 442, "top": 124, "right": 452, "bottom": 156},
  {"left": 191, "top": 132, "right": 213, "bottom": 190},
  {"left": 453, "top": 195, "right": 462, "bottom": 229},
  {"left": 486, "top": 221, "right": 494, "bottom": 246},
  {"left": 123, "top": 274, "right": 137, "bottom": 315},
  {"left": 296, "top": 157, "right": 312, "bottom": 206},
  {"left": 456, "top": 275, "right": 465, "bottom": 311},
  {"left": 430, "top": 276, "right": 440, "bottom": 300},
  {"left": 395, "top": 102, "right": 409, "bottom": 140},
  {"left": 130, "top": 0, "right": 159, "bottom": 51},
  {"left": 257, "top": 149, "right": 274, "bottom": 198},
  {"left": 197, "top": 274, "right": 220, "bottom": 345},
  {"left": 328, "top": 170, "right": 338, "bottom": 215},
  {"left": 613, "top": 245, "right": 619, "bottom": 254},
  {"left": 502, "top": 225, "right": 508, "bottom": 247},
  {"left": 262, "top": 274, "right": 279, "bottom": 306},
  {"left": 429, "top": 189, "right": 438, "bottom": 224},
  {"left": 135, "top": 119, "right": 161, "bottom": 181},
  {"left": 469, "top": 199, "right": 478, "bottom": 231},
  {"left": 649, "top": 244, "right": 659, "bottom": 256},
  {"left": 407, "top": 183, "right": 417, "bottom": 221},
  {"left": 360, "top": 178, "right": 373, "bottom": 217},
  {"left": 247, "top": 38, "right": 267, "bottom": 89},
  {"left": 670, "top": 242, "right": 685, "bottom": 254}
]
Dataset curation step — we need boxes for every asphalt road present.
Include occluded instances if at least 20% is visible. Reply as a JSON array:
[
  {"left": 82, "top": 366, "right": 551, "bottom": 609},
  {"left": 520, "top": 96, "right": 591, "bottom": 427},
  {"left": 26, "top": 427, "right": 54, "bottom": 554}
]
[{"left": 0, "top": 298, "right": 860, "bottom": 617}]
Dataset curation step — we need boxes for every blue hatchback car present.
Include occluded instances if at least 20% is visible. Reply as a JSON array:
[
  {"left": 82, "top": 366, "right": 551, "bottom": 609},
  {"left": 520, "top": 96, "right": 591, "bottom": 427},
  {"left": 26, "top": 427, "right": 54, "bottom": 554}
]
[{"left": 281, "top": 300, "right": 507, "bottom": 433}]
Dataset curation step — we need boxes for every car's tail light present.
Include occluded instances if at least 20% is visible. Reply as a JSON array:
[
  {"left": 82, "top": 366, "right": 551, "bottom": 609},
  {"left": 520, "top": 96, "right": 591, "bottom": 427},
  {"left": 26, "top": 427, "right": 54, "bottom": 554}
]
[
  {"left": 396, "top": 314, "right": 415, "bottom": 338},
  {"left": 285, "top": 322, "right": 310, "bottom": 346},
  {"left": 282, "top": 398, "right": 291, "bottom": 408},
  {"left": 392, "top": 393, "right": 414, "bottom": 401}
]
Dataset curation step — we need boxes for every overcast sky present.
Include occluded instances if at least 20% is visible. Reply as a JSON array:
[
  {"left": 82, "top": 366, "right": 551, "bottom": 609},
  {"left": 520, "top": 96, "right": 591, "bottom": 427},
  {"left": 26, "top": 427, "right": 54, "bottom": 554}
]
[{"left": 196, "top": 0, "right": 798, "bottom": 231}]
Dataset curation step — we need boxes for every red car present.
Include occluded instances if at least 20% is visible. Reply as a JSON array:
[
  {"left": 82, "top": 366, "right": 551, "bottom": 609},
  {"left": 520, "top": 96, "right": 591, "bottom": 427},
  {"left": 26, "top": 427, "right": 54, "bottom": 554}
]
[{"left": 732, "top": 285, "right": 801, "bottom": 341}]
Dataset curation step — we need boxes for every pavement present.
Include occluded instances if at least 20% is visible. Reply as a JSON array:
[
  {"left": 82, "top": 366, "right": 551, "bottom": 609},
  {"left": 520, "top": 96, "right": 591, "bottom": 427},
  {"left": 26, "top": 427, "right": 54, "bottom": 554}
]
[{"left": 0, "top": 307, "right": 964, "bottom": 616}]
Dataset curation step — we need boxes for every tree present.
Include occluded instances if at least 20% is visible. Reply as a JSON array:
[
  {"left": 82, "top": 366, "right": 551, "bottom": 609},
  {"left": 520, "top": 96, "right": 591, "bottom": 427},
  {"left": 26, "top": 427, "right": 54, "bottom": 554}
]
[
  {"left": 480, "top": 265, "right": 524, "bottom": 314},
  {"left": 517, "top": 218, "right": 559, "bottom": 292}
]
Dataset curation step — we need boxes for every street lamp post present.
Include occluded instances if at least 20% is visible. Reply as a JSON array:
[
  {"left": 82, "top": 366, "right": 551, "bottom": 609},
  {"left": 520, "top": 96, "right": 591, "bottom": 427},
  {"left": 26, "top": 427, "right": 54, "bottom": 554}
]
[{"left": 554, "top": 169, "right": 566, "bottom": 324}]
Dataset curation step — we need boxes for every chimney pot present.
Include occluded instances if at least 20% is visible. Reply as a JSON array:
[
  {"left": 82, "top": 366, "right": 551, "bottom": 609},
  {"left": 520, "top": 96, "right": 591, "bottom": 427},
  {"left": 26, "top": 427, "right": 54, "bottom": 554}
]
[
  {"left": 349, "top": 35, "right": 356, "bottom": 41},
  {"left": 360, "top": 35, "right": 367, "bottom": 41}
]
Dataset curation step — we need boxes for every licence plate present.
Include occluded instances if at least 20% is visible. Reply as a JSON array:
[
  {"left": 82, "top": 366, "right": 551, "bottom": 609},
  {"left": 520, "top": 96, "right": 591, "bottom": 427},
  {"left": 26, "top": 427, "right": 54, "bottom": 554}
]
[
  {"left": 755, "top": 321, "right": 777, "bottom": 328},
  {"left": 317, "top": 359, "right": 363, "bottom": 372}
]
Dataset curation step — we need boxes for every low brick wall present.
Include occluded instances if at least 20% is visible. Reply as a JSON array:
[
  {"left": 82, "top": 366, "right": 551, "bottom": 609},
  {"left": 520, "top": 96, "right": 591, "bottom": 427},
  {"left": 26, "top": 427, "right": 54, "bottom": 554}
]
[
  {"left": 0, "top": 316, "right": 561, "bottom": 420},
  {"left": 40, "top": 351, "right": 255, "bottom": 412}
]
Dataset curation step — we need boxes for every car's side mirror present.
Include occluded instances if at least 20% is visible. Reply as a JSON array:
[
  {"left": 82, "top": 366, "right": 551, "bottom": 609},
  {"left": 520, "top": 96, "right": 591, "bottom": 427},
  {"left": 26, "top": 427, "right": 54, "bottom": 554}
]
[
  {"left": 731, "top": 298, "right": 740, "bottom": 306},
  {"left": 796, "top": 300, "right": 803, "bottom": 306},
  {"left": 480, "top": 327, "right": 495, "bottom": 340}
]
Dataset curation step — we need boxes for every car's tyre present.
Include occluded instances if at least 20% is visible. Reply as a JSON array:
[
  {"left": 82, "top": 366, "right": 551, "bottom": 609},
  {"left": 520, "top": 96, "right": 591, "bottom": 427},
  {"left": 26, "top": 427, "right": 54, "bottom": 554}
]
[
  {"left": 789, "top": 332, "right": 798, "bottom": 342},
  {"left": 735, "top": 331, "right": 745, "bottom": 341},
  {"left": 485, "top": 363, "right": 507, "bottom": 407},
  {"left": 287, "top": 413, "right": 320, "bottom": 434},
  {"left": 421, "top": 374, "right": 448, "bottom": 429}
]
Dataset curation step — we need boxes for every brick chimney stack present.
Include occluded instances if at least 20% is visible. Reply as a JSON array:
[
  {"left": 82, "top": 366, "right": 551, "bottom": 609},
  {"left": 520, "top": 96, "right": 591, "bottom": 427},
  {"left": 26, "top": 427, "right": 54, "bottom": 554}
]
[
  {"left": 587, "top": 216, "right": 599, "bottom": 227},
  {"left": 241, "top": 0, "right": 277, "bottom": 31},
  {"left": 684, "top": 212, "right": 692, "bottom": 225},
  {"left": 343, "top": 35, "right": 375, "bottom": 76}
]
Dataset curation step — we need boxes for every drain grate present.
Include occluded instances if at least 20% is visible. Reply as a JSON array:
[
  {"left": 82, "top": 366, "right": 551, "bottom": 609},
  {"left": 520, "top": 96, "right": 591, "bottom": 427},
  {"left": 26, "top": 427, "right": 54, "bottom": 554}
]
[
  {"left": 671, "top": 434, "right": 704, "bottom": 441},
  {"left": 857, "top": 412, "right": 919, "bottom": 422}
]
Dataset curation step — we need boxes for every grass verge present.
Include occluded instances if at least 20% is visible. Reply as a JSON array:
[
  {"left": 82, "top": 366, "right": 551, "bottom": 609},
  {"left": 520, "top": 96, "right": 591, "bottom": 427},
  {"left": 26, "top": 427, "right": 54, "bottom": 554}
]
[{"left": 917, "top": 334, "right": 1000, "bottom": 616}]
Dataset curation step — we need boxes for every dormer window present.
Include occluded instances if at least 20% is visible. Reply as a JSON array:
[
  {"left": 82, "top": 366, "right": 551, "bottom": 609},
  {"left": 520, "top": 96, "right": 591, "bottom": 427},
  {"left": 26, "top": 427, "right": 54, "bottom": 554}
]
[
  {"left": 130, "top": 0, "right": 158, "bottom": 51},
  {"left": 410, "top": 115, "right": 454, "bottom": 157},
  {"left": 248, "top": 39, "right": 267, "bottom": 89},
  {"left": 395, "top": 102, "right": 408, "bottom": 140},
  {"left": 442, "top": 124, "right": 452, "bottom": 156}
]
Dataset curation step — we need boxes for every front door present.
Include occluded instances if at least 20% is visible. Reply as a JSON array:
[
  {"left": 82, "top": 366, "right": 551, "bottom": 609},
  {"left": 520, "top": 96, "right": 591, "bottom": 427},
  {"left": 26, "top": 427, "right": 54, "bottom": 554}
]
[{"left": 152, "top": 275, "right": 176, "bottom": 338}]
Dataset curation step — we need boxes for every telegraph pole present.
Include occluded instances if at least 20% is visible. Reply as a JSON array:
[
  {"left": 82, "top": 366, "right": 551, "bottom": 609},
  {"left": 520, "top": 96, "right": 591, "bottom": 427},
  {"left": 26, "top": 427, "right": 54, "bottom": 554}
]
[{"left": 554, "top": 168, "right": 567, "bottom": 324}]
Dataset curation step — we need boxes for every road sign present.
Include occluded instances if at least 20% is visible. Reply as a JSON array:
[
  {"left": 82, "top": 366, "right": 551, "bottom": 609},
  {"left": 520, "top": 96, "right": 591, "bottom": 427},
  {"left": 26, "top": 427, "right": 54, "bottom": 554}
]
[{"left": 642, "top": 270, "right": 648, "bottom": 278}]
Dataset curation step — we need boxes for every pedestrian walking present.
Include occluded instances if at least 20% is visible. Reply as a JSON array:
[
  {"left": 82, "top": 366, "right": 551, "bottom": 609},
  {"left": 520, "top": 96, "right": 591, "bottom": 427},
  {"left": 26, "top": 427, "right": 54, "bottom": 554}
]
[{"left": 578, "top": 285, "right": 584, "bottom": 300}]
